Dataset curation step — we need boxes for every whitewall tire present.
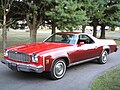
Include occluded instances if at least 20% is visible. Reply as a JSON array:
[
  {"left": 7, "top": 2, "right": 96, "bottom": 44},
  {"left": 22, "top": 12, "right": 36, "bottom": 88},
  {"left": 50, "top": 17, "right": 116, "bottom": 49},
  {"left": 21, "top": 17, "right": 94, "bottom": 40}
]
[
  {"left": 49, "top": 59, "right": 66, "bottom": 80},
  {"left": 98, "top": 51, "right": 108, "bottom": 64}
]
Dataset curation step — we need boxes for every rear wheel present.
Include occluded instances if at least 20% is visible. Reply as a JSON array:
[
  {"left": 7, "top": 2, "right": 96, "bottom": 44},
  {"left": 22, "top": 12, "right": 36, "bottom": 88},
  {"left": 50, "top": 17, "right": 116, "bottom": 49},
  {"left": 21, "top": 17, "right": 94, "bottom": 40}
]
[
  {"left": 49, "top": 59, "right": 66, "bottom": 80},
  {"left": 98, "top": 51, "right": 108, "bottom": 64}
]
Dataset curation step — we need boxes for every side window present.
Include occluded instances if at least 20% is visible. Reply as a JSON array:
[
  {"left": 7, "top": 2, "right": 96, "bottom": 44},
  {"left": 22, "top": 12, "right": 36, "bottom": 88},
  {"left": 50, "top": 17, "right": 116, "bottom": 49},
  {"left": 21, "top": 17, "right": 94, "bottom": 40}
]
[{"left": 77, "top": 35, "right": 94, "bottom": 44}]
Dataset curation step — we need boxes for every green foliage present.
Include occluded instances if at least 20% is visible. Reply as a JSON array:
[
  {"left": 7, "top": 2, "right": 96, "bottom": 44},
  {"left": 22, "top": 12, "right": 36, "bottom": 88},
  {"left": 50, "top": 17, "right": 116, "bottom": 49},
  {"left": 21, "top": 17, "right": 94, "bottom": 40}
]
[
  {"left": 24, "top": 0, "right": 46, "bottom": 29},
  {"left": 79, "top": 0, "right": 120, "bottom": 38},
  {"left": 81, "top": 0, "right": 120, "bottom": 26},
  {"left": 46, "top": 0, "right": 89, "bottom": 31},
  {"left": 27, "top": 1, "right": 39, "bottom": 16},
  {"left": 91, "top": 65, "right": 120, "bottom": 90},
  {"left": 94, "top": 0, "right": 120, "bottom": 26}
]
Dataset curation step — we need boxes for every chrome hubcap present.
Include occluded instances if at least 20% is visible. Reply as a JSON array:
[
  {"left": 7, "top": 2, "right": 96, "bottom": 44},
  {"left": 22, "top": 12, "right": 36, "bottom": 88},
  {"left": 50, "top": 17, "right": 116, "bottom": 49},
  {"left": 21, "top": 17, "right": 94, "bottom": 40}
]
[
  {"left": 102, "top": 51, "right": 107, "bottom": 63},
  {"left": 54, "top": 61, "right": 66, "bottom": 78},
  {"left": 55, "top": 63, "right": 64, "bottom": 76}
]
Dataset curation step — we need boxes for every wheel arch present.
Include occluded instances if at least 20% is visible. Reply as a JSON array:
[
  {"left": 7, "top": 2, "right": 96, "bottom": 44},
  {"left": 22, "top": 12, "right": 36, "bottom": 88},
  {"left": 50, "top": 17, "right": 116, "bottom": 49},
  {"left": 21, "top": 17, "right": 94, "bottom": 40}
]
[
  {"left": 48, "top": 57, "right": 69, "bottom": 79},
  {"left": 103, "top": 46, "right": 110, "bottom": 54},
  {"left": 59, "top": 57, "right": 70, "bottom": 66},
  {"left": 104, "top": 49, "right": 110, "bottom": 54},
  {"left": 50, "top": 57, "right": 70, "bottom": 71}
]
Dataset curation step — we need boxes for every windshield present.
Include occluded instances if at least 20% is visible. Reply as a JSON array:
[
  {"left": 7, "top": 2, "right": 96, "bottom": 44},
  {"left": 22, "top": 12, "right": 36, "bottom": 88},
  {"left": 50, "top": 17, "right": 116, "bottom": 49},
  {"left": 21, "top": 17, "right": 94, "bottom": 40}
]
[{"left": 44, "top": 33, "right": 77, "bottom": 44}]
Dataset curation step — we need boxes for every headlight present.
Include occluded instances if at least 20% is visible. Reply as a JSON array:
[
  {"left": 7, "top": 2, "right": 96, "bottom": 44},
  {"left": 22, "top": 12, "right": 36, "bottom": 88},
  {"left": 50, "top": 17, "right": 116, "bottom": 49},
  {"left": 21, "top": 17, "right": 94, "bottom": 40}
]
[
  {"left": 4, "top": 50, "right": 8, "bottom": 56},
  {"left": 32, "top": 53, "right": 38, "bottom": 63}
]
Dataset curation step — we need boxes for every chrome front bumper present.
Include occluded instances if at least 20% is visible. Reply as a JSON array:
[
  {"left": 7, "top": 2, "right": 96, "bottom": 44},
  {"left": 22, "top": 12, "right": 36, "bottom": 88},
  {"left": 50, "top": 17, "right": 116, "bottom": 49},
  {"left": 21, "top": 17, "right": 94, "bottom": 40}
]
[{"left": 1, "top": 59, "right": 43, "bottom": 73}]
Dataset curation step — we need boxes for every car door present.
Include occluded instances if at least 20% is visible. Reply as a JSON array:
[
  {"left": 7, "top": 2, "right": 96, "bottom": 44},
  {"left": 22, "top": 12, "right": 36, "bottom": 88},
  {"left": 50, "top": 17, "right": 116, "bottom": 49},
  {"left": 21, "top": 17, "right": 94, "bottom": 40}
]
[
  {"left": 68, "top": 34, "right": 101, "bottom": 63},
  {"left": 77, "top": 34, "right": 101, "bottom": 61}
]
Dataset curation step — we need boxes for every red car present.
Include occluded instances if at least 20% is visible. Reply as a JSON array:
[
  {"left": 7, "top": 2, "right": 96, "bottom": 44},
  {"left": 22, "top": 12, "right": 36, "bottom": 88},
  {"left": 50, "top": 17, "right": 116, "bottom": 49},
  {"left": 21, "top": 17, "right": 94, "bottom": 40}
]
[{"left": 1, "top": 32, "right": 118, "bottom": 79}]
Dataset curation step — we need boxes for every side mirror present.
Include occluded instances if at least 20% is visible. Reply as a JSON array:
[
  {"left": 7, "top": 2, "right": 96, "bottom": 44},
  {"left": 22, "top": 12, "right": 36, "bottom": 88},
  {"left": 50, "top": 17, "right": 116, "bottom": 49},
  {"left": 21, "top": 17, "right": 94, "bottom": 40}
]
[{"left": 78, "top": 42, "right": 84, "bottom": 46}]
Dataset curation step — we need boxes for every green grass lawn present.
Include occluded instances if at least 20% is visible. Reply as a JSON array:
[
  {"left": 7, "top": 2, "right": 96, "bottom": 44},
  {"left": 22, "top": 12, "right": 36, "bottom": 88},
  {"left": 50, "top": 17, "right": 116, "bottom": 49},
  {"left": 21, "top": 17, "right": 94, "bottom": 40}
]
[
  {"left": 91, "top": 65, "right": 120, "bottom": 90},
  {"left": 115, "top": 39, "right": 120, "bottom": 45},
  {"left": 0, "top": 53, "right": 3, "bottom": 58},
  {"left": 91, "top": 31, "right": 120, "bottom": 90}
]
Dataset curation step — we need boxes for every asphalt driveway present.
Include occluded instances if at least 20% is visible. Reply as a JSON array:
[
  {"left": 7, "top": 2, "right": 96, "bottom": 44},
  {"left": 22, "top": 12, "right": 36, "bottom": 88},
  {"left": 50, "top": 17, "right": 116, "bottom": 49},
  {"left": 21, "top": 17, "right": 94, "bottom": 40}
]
[
  {"left": 106, "top": 33, "right": 120, "bottom": 38},
  {"left": 0, "top": 47, "right": 120, "bottom": 90}
]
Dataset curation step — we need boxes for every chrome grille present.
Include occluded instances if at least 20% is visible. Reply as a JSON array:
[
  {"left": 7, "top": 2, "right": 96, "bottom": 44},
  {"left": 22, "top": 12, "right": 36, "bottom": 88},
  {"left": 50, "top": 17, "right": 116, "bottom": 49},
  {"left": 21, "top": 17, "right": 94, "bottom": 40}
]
[{"left": 8, "top": 51, "right": 30, "bottom": 62}]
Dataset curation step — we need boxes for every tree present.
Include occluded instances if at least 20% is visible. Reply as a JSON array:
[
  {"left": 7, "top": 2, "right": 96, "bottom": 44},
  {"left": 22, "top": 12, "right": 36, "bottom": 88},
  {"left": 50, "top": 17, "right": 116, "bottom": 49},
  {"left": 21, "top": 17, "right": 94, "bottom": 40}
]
[
  {"left": 24, "top": 0, "right": 46, "bottom": 43},
  {"left": 46, "top": 0, "right": 89, "bottom": 33},
  {"left": 13, "top": 0, "right": 46, "bottom": 43},
  {"left": 98, "top": 0, "right": 120, "bottom": 38},
  {"left": 82, "top": 0, "right": 120, "bottom": 38},
  {"left": 0, "top": 0, "right": 13, "bottom": 51},
  {"left": 80, "top": 0, "right": 99, "bottom": 37}
]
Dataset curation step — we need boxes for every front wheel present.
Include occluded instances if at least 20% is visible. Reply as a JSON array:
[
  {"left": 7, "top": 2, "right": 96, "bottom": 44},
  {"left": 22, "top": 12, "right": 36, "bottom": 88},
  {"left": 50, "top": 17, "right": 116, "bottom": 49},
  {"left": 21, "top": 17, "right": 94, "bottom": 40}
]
[
  {"left": 98, "top": 51, "right": 108, "bottom": 64},
  {"left": 49, "top": 59, "right": 66, "bottom": 80}
]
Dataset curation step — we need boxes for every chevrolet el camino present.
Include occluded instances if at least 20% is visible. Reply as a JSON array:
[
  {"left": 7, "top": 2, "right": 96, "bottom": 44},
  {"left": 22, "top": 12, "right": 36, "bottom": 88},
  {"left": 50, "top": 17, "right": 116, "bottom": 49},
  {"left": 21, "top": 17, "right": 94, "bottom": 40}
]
[{"left": 1, "top": 32, "right": 118, "bottom": 79}]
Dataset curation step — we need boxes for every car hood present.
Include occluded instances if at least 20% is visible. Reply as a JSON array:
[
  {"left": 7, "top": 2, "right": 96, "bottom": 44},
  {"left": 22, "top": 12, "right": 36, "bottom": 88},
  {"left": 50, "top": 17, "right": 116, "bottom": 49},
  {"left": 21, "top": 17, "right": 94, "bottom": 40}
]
[{"left": 7, "top": 42, "right": 73, "bottom": 55}]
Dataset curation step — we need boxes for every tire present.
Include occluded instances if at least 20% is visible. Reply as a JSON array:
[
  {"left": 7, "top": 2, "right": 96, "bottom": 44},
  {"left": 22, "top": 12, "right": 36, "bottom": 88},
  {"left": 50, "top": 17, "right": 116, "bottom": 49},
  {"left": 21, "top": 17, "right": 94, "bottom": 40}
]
[
  {"left": 49, "top": 59, "right": 66, "bottom": 80},
  {"left": 98, "top": 51, "right": 108, "bottom": 64}
]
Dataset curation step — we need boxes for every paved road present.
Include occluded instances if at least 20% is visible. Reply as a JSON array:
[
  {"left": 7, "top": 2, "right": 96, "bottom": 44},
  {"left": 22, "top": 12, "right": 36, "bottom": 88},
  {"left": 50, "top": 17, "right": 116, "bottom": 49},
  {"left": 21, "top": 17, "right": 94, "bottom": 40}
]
[
  {"left": 0, "top": 47, "right": 120, "bottom": 90},
  {"left": 106, "top": 33, "right": 120, "bottom": 38}
]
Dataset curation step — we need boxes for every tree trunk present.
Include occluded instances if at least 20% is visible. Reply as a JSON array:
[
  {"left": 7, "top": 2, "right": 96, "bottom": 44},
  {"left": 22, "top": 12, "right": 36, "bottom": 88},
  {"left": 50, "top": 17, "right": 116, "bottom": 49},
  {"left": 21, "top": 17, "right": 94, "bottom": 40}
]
[
  {"left": 2, "top": 9, "right": 7, "bottom": 52},
  {"left": 82, "top": 25, "right": 86, "bottom": 33},
  {"left": 51, "top": 21, "right": 56, "bottom": 34},
  {"left": 29, "top": 12, "right": 37, "bottom": 43},
  {"left": 92, "top": 16, "right": 98, "bottom": 37},
  {"left": 100, "top": 24, "right": 106, "bottom": 39},
  {"left": 93, "top": 25, "right": 97, "bottom": 37},
  {"left": 30, "top": 29, "right": 37, "bottom": 43}
]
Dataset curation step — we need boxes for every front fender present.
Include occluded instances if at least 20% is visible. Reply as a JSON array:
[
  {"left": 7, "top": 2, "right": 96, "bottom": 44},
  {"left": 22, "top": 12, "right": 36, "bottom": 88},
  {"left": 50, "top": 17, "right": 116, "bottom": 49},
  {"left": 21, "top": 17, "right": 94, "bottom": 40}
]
[{"left": 43, "top": 51, "right": 70, "bottom": 71}]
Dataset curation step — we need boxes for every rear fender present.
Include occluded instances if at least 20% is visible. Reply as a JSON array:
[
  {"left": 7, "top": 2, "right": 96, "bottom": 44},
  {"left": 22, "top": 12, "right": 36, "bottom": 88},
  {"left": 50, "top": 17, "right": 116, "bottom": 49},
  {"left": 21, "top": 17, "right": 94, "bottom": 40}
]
[{"left": 103, "top": 46, "right": 110, "bottom": 54}]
